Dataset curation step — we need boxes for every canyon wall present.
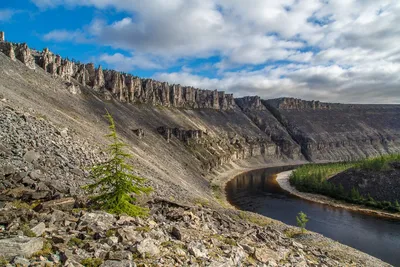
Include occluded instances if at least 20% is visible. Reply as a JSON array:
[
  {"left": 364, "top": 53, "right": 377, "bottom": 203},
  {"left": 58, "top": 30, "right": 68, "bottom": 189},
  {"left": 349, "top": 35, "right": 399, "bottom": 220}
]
[{"left": 264, "top": 98, "right": 400, "bottom": 161}]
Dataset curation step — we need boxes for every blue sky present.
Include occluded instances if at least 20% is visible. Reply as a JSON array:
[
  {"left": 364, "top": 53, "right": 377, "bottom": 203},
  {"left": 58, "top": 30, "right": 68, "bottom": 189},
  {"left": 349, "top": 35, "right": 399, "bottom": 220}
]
[{"left": 1, "top": 0, "right": 400, "bottom": 103}]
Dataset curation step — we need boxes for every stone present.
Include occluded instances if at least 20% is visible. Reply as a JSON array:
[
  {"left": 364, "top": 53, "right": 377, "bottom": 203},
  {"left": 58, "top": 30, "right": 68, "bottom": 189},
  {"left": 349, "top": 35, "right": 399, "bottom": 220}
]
[
  {"left": 171, "top": 226, "right": 182, "bottom": 240},
  {"left": 34, "top": 197, "right": 76, "bottom": 212},
  {"left": 31, "top": 222, "right": 46, "bottom": 236},
  {"left": 187, "top": 241, "right": 208, "bottom": 258},
  {"left": 23, "top": 150, "right": 40, "bottom": 163},
  {"left": 254, "top": 246, "right": 279, "bottom": 264},
  {"left": 107, "top": 250, "right": 132, "bottom": 261},
  {"left": 0, "top": 237, "right": 43, "bottom": 260},
  {"left": 117, "top": 226, "right": 141, "bottom": 243},
  {"left": 136, "top": 238, "right": 160, "bottom": 257},
  {"left": 78, "top": 212, "right": 116, "bottom": 232},
  {"left": 14, "top": 43, "right": 36, "bottom": 69},
  {"left": 12, "top": 257, "right": 30, "bottom": 267},
  {"left": 0, "top": 31, "right": 4, "bottom": 42},
  {"left": 100, "top": 260, "right": 133, "bottom": 267}
]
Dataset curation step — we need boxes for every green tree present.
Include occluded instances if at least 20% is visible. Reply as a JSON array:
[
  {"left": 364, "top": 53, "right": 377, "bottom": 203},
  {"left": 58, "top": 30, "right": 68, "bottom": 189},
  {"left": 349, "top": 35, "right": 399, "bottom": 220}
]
[
  {"left": 84, "top": 111, "right": 152, "bottom": 217},
  {"left": 296, "top": 211, "right": 309, "bottom": 233}
]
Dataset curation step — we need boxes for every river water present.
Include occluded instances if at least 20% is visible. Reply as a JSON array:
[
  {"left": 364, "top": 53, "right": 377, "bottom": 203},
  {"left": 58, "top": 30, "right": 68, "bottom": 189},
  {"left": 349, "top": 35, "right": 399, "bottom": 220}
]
[{"left": 225, "top": 166, "right": 400, "bottom": 266}]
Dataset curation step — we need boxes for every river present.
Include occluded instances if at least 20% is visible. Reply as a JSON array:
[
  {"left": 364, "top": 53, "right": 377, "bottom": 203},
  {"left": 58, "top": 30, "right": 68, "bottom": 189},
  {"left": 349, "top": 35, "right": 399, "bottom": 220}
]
[{"left": 225, "top": 165, "right": 400, "bottom": 266}]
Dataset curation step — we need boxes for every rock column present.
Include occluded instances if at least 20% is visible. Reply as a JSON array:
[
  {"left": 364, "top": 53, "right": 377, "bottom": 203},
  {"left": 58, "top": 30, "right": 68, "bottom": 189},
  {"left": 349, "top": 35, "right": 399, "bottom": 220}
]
[{"left": 0, "top": 32, "right": 4, "bottom": 42}]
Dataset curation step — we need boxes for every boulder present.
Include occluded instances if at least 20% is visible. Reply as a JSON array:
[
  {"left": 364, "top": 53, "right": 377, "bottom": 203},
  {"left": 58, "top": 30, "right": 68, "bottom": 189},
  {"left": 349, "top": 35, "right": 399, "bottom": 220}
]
[
  {"left": 187, "top": 241, "right": 208, "bottom": 258},
  {"left": 136, "top": 238, "right": 160, "bottom": 257},
  {"left": 0, "top": 237, "right": 43, "bottom": 260},
  {"left": 254, "top": 246, "right": 279, "bottom": 263},
  {"left": 34, "top": 197, "right": 75, "bottom": 212},
  {"left": 31, "top": 222, "right": 46, "bottom": 236},
  {"left": 78, "top": 212, "right": 116, "bottom": 232}
]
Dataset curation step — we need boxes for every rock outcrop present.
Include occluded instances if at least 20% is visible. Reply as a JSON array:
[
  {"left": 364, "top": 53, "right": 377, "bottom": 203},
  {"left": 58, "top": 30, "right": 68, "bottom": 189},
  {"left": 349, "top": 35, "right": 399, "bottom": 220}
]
[
  {"left": 0, "top": 34, "right": 235, "bottom": 110},
  {"left": 0, "top": 31, "right": 4, "bottom": 42}
]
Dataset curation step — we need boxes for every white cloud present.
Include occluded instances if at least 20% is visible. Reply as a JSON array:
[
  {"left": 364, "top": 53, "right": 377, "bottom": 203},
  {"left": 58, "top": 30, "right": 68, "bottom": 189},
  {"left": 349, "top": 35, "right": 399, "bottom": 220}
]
[
  {"left": 99, "top": 53, "right": 163, "bottom": 71},
  {"left": 0, "top": 9, "right": 18, "bottom": 22},
  {"left": 32, "top": 0, "right": 400, "bottom": 103},
  {"left": 43, "top": 29, "right": 88, "bottom": 43}
]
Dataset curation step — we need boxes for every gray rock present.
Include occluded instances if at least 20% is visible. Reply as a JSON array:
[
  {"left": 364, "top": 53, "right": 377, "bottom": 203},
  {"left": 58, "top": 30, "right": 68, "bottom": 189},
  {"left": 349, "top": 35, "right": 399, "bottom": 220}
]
[
  {"left": 254, "top": 246, "right": 279, "bottom": 264},
  {"left": 136, "top": 238, "right": 160, "bottom": 257},
  {"left": 23, "top": 150, "right": 40, "bottom": 163},
  {"left": 0, "top": 237, "right": 43, "bottom": 260},
  {"left": 34, "top": 197, "right": 75, "bottom": 212},
  {"left": 117, "top": 226, "right": 142, "bottom": 243},
  {"left": 78, "top": 212, "right": 116, "bottom": 232},
  {"left": 31, "top": 222, "right": 46, "bottom": 236},
  {"left": 101, "top": 260, "right": 133, "bottom": 267},
  {"left": 187, "top": 241, "right": 208, "bottom": 258},
  {"left": 12, "top": 257, "right": 30, "bottom": 267},
  {"left": 107, "top": 250, "right": 132, "bottom": 261}
]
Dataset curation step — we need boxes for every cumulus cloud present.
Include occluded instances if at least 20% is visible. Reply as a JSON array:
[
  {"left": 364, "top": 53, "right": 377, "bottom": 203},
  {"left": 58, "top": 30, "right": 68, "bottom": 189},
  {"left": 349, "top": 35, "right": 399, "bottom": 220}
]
[{"left": 32, "top": 0, "right": 400, "bottom": 103}]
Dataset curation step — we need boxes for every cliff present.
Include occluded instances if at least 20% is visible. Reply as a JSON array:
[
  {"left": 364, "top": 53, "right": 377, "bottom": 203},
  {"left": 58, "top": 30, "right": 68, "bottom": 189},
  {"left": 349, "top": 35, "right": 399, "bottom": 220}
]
[{"left": 264, "top": 98, "right": 400, "bottom": 161}]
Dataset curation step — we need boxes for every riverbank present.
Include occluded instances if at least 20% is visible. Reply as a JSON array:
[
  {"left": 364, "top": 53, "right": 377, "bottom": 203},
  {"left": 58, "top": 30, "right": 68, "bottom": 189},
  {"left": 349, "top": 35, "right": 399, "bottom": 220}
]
[
  {"left": 276, "top": 170, "right": 400, "bottom": 220},
  {"left": 209, "top": 162, "right": 392, "bottom": 266}
]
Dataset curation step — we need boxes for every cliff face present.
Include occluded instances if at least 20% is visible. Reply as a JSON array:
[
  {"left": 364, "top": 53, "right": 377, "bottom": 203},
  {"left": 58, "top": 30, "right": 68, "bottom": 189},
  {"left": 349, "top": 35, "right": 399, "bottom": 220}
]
[{"left": 264, "top": 98, "right": 400, "bottom": 161}]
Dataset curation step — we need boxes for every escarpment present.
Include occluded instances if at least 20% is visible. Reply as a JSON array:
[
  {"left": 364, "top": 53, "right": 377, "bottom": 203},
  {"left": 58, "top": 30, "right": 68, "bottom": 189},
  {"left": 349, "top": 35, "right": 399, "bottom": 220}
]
[
  {"left": 264, "top": 98, "right": 400, "bottom": 161},
  {"left": 0, "top": 35, "right": 234, "bottom": 111}
]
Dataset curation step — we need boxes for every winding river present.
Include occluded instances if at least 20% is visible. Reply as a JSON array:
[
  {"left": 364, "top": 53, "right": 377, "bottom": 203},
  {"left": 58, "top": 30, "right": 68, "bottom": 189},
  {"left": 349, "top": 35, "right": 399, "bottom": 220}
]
[{"left": 225, "top": 166, "right": 400, "bottom": 266}]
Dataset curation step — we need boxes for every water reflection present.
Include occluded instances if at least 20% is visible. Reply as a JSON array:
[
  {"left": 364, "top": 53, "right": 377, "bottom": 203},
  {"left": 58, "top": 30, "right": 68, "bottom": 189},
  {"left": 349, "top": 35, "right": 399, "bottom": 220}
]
[{"left": 226, "top": 166, "right": 400, "bottom": 266}]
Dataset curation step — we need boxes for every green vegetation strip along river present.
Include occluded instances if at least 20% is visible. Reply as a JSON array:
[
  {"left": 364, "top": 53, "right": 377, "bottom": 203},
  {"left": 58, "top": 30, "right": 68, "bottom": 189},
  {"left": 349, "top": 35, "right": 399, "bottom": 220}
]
[{"left": 289, "top": 154, "right": 400, "bottom": 213}]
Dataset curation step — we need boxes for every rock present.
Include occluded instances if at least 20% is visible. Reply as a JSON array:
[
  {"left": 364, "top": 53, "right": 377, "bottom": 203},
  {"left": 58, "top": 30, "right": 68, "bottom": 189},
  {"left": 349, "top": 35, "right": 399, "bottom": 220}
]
[
  {"left": 64, "top": 259, "right": 84, "bottom": 267},
  {"left": 101, "top": 260, "right": 133, "bottom": 267},
  {"left": 187, "top": 241, "right": 208, "bottom": 258},
  {"left": 23, "top": 150, "right": 40, "bottom": 163},
  {"left": 292, "top": 241, "right": 304, "bottom": 249},
  {"left": 171, "top": 226, "right": 182, "bottom": 240},
  {"left": 31, "top": 222, "right": 46, "bottom": 236},
  {"left": 107, "top": 251, "right": 132, "bottom": 261},
  {"left": 136, "top": 238, "right": 160, "bottom": 257},
  {"left": 78, "top": 212, "right": 116, "bottom": 232},
  {"left": 117, "top": 226, "right": 142, "bottom": 243},
  {"left": 254, "top": 246, "right": 279, "bottom": 264},
  {"left": 12, "top": 256, "right": 30, "bottom": 267},
  {"left": 34, "top": 197, "right": 76, "bottom": 212},
  {"left": 0, "top": 237, "right": 43, "bottom": 260}
]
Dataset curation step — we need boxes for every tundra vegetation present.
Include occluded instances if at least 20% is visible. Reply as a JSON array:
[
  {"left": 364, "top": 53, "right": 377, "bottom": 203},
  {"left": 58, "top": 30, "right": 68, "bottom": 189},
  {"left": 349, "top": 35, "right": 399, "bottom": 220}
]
[{"left": 289, "top": 154, "right": 400, "bottom": 212}]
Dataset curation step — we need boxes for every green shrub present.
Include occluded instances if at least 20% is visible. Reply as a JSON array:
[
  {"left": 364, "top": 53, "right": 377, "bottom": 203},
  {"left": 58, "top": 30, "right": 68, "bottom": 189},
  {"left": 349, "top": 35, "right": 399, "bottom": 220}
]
[
  {"left": 81, "top": 258, "right": 103, "bottom": 267},
  {"left": 296, "top": 212, "right": 309, "bottom": 233},
  {"left": 84, "top": 111, "right": 152, "bottom": 217}
]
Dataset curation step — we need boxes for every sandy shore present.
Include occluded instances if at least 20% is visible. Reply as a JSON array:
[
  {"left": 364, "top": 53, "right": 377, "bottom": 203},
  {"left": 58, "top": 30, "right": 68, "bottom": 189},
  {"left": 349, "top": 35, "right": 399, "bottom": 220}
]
[{"left": 276, "top": 170, "right": 400, "bottom": 220}]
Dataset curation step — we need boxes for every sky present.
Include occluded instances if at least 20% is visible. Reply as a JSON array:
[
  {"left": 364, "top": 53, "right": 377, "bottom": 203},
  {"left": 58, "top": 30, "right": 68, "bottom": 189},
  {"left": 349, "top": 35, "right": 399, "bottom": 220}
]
[{"left": 0, "top": 0, "right": 399, "bottom": 104}]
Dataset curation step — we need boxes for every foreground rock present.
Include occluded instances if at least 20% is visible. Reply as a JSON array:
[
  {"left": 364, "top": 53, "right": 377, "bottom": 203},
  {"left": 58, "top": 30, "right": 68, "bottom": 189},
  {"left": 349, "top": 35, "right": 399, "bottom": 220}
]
[{"left": 0, "top": 198, "right": 390, "bottom": 266}]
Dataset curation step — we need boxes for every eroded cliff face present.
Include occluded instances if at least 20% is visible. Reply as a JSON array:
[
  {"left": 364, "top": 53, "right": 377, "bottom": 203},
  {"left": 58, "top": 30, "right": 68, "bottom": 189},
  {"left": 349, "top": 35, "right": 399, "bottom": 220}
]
[
  {"left": 0, "top": 38, "right": 235, "bottom": 111},
  {"left": 264, "top": 98, "right": 400, "bottom": 161},
  {"left": 235, "top": 96, "right": 303, "bottom": 160}
]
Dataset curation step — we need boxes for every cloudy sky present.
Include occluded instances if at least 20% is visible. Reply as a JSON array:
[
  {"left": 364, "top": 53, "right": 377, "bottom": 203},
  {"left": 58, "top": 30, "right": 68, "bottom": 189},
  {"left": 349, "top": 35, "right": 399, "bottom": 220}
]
[{"left": 1, "top": 0, "right": 400, "bottom": 103}]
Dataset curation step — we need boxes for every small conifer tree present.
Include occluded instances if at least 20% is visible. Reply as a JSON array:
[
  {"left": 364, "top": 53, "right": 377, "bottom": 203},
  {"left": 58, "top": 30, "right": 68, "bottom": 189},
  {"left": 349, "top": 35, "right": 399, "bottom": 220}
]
[
  {"left": 296, "top": 211, "right": 309, "bottom": 233},
  {"left": 84, "top": 111, "right": 152, "bottom": 217}
]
